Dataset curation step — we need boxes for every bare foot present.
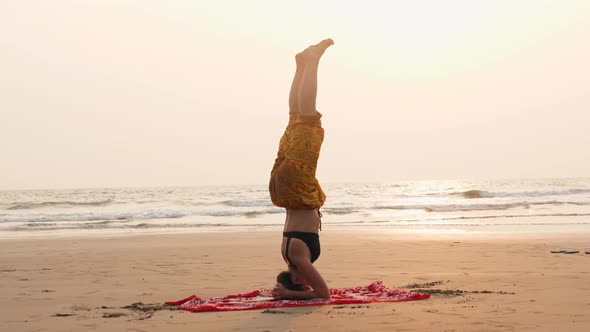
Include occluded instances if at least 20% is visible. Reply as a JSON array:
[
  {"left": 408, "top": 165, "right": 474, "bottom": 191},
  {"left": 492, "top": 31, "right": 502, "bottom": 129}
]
[{"left": 300, "top": 38, "right": 334, "bottom": 61}]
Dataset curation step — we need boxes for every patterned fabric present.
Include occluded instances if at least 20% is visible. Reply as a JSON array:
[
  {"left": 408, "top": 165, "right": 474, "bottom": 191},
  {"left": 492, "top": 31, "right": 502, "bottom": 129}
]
[
  {"left": 269, "top": 112, "right": 326, "bottom": 209},
  {"left": 165, "top": 281, "right": 430, "bottom": 312}
]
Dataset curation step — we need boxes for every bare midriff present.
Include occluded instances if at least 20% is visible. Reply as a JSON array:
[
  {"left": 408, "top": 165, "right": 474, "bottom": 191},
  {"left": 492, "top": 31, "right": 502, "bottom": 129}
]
[{"left": 284, "top": 209, "right": 321, "bottom": 233}]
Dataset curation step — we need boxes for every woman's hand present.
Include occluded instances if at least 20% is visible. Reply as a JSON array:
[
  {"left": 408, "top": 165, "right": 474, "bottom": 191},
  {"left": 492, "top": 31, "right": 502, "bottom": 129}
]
[{"left": 271, "top": 283, "right": 290, "bottom": 300}]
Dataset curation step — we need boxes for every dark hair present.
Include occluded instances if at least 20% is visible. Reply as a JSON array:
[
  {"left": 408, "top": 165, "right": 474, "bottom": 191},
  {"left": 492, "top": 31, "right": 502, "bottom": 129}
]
[{"left": 276, "top": 270, "right": 304, "bottom": 291}]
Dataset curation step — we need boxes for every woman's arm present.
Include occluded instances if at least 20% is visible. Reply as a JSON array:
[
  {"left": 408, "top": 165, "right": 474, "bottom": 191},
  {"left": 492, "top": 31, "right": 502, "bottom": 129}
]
[
  {"left": 273, "top": 257, "right": 330, "bottom": 300},
  {"left": 273, "top": 284, "right": 324, "bottom": 300}
]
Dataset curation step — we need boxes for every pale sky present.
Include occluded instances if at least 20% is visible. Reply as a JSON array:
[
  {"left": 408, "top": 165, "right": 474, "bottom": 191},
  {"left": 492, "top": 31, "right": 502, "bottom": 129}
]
[{"left": 1, "top": 0, "right": 589, "bottom": 190}]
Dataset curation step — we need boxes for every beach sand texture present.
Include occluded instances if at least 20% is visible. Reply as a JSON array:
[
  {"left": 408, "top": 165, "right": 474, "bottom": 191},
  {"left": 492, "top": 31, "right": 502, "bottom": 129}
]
[{"left": 1, "top": 231, "right": 590, "bottom": 331}]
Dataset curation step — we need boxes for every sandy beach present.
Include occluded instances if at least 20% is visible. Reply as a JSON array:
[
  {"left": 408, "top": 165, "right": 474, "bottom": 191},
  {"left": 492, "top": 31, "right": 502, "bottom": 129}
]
[
  {"left": 1, "top": 230, "right": 589, "bottom": 332},
  {"left": 3, "top": 0, "right": 590, "bottom": 331}
]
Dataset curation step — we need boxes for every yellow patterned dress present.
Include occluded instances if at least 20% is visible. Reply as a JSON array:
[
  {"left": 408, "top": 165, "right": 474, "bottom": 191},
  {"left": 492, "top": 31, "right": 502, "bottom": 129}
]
[{"left": 269, "top": 112, "right": 326, "bottom": 209}]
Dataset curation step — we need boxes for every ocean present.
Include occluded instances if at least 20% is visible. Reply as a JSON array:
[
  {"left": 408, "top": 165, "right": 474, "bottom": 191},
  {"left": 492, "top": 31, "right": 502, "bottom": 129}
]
[{"left": 1, "top": 178, "right": 590, "bottom": 237}]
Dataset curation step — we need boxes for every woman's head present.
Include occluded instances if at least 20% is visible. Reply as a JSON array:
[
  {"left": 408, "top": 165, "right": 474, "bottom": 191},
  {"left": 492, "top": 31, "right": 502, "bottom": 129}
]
[{"left": 276, "top": 270, "right": 305, "bottom": 291}]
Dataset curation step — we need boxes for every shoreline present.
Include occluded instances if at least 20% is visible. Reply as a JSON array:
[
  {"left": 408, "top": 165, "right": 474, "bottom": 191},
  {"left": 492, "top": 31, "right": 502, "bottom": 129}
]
[{"left": 2, "top": 221, "right": 590, "bottom": 241}]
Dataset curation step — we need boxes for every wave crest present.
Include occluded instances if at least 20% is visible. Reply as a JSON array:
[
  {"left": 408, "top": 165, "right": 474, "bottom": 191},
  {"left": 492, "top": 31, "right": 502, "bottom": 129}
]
[
  {"left": 375, "top": 200, "right": 589, "bottom": 213},
  {"left": 6, "top": 200, "right": 114, "bottom": 210},
  {"left": 220, "top": 200, "right": 274, "bottom": 207}
]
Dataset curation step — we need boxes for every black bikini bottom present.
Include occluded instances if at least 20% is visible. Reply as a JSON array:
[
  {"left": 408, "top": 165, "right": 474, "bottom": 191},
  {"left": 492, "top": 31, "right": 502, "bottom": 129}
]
[{"left": 283, "top": 231, "right": 320, "bottom": 268}]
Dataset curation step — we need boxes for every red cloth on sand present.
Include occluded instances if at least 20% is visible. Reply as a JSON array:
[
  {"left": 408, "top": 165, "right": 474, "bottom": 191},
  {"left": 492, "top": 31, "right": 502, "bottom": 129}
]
[{"left": 165, "top": 281, "right": 430, "bottom": 312}]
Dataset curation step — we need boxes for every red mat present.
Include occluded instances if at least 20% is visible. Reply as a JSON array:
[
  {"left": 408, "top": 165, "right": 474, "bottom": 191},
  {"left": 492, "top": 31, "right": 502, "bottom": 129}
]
[{"left": 165, "top": 281, "right": 430, "bottom": 312}]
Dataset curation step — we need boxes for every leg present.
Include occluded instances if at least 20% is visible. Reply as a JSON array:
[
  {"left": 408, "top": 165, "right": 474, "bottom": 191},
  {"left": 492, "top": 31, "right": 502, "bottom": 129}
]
[
  {"left": 288, "top": 54, "right": 305, "bottom": 114},
  {"left": 298, "top": 39, "right": 334, "bottom": 116}
]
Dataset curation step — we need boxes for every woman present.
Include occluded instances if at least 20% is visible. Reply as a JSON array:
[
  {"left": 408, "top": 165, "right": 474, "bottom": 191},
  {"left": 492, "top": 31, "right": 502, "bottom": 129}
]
[{"left": 269, "top": 39, "right": 334, "bottom": 300}]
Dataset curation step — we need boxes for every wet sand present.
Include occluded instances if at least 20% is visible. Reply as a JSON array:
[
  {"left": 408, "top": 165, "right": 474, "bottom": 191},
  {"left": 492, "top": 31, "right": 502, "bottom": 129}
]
[{"left": 1, "top": 230, "right": 589, "bottom": 331}]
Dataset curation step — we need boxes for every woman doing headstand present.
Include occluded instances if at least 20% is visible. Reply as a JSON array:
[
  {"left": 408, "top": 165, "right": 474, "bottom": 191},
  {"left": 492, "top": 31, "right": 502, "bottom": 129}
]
[{"left": 269, "top": 38, "right": 334, "bottom": 300}]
